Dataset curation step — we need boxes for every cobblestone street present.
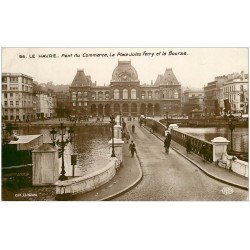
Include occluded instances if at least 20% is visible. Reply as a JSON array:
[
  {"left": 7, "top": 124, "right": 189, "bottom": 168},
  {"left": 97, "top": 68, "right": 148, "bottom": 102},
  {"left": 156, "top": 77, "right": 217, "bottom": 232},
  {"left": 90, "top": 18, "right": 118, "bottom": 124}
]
[{"left": 113, "top": 122, "right": 248, "bottom": 201}]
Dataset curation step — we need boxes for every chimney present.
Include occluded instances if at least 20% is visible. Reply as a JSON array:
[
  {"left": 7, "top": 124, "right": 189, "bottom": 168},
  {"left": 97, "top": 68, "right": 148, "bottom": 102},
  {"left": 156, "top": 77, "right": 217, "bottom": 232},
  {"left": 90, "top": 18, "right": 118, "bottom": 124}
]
[
  {"left": 95, "top": 81, "right": 97, "bottom": 86},
  {"left": 241, "top": 70, "right": 245, "bottom": 80},
  {"left": 151, "top": 80, "right": 153, "bottom": 85}
]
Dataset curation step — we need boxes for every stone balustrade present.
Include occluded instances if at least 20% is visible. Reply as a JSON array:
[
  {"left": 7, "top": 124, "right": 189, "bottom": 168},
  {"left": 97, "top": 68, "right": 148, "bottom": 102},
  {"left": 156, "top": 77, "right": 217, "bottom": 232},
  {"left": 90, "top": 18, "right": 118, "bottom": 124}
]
[{"left": 55, "top": 157, "right": 118, "bottom": 196}]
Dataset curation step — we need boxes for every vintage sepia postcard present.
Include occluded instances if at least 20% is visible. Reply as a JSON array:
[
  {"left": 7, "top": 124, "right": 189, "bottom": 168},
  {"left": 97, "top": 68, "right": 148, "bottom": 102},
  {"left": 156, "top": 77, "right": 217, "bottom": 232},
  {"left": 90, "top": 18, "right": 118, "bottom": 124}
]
[{"left": 1, "top": 47, "right": 249, "bottom": 201}]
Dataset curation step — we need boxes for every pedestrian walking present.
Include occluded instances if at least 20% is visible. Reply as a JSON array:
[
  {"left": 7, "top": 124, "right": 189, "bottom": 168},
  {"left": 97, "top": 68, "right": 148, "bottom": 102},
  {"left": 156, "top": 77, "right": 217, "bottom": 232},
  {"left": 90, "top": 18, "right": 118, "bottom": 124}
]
[
  {"left": 125, "top": 132, "right": 130, "bottom": 143},
  {"left": 129, "top": 140, "right": 136, "bottom": 157},
  {"left": 122, "top": 121, "right": 126, "bottom": 130},
  {"left": 200, "top": 143, "right": 207, "bottom": 162},
  {"left": 164, "top": 132, "right": 171, "bottom": 153},
  {"left": 132, "top": 124, "right": 135, "bottom": 133},
  {"left": 139, "top": 119, "right": 142, "bottom": 127},
  {"left": 186, "top": 138, "right": 192, "bottom": 154},
  {"left": 122, "top": 130, "right": 126, "bottom": 140}
]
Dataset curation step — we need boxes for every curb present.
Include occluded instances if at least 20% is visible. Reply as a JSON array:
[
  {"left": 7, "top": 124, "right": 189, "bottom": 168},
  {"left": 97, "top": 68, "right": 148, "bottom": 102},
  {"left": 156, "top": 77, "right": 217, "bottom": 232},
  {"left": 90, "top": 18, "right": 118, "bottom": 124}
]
[
  {"left": 142, "top": 125, "right": 248, "bottom": 191},
  {"left": 100, "top": 123, "right": 143, "bottom": 201}
]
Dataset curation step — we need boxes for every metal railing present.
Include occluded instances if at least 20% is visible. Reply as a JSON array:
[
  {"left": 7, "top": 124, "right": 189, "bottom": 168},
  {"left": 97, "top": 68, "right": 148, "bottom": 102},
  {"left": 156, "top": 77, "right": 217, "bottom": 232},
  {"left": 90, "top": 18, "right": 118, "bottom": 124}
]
[{"left": 145, "top": 118, "right": 214, "bottom": 163}]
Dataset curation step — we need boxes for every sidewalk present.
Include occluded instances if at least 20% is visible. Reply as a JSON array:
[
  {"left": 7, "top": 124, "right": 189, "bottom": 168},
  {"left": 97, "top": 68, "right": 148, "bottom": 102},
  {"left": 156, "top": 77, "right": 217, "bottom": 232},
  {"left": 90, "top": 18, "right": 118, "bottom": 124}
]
[
  {"left": 71, "top": 127, "right": 142, "bottom": 201},
  {"left": 143, "top": 125, "right": 248, "bottom": 190}
]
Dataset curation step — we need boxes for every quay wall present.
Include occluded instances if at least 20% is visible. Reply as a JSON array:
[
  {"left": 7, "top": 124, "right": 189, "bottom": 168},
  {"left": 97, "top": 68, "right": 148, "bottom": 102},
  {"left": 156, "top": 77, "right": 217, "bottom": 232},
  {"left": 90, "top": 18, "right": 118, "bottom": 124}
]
[{"left": 55, "top": 158, "right": 118, "bottom": 196}]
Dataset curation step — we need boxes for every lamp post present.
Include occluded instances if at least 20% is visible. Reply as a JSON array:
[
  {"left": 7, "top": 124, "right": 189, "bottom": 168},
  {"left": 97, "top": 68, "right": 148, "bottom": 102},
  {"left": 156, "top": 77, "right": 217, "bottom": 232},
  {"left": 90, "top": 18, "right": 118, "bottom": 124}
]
[
  {"left": 50, "top": 123, "right": 74, "bottom": 181},
  {"left": 166, "top": 111, "right": 169, "bottom": 129},
  {"left": 119, "top": 111, "right": 122, "bottom": 125},
  {"left": 110, "top": 115, "right": 116, "bottom": 157},
  {"left": 228, "top": 115, "right": 236, "bottom": 152}
]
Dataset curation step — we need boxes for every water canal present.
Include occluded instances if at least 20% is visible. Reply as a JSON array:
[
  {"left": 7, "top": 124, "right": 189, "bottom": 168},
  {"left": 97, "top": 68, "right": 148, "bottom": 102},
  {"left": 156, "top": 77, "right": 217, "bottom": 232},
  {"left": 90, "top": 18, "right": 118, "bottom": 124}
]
[
  {"left": 19, "top": 125, "right": 111, "bottom": 176},
  {"left": 178, "top": 127, "right": 248, "bottom": 153}
]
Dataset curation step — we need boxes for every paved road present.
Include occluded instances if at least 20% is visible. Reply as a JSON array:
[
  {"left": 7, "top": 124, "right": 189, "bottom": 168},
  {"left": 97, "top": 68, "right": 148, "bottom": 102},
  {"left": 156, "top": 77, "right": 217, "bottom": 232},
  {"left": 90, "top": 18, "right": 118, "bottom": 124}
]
[{"left": 114, "top": 122, "right": 248, "bottom": 201}]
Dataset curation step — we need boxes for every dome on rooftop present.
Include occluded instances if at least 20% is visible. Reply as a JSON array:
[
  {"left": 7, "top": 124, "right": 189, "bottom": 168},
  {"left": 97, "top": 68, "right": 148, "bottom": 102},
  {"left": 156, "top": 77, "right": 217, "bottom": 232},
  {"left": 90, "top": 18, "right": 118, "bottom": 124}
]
[{"left": 111, "top": 61, "right": 139, "bottom": 82}]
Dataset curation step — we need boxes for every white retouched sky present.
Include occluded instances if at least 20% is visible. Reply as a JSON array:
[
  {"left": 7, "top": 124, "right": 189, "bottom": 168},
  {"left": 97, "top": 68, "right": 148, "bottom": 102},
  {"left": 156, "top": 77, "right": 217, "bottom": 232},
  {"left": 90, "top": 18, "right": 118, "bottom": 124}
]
[{"left": 2, "top": 48, "right": 248, "bottom": 88}]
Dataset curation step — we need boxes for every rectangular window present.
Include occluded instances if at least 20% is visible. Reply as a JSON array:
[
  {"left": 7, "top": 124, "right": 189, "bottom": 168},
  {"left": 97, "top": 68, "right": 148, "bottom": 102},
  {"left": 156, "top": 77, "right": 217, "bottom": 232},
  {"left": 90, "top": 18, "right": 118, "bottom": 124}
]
[
  {"left": 73, "top": 102, "right": 76, "bottom": 106},
  {"left": 2, "top": 85, "right": 7, "bottom": 91},
  {"left": 16, "top": 101, "right": 19, "bottom": 106},
  {"left": 10, "top": 101, "right": 13, "bottom": 107},
  {"left": 4, "top": 101, "right": 7, "bottom": 106},
  {"left": 2, "top": 77, "right": 7, "bottom": 82},
  {"left": 4, "top": 93, "right": 7, "bottom": 98},
  {"left": 78, "top": 102, "right": 81, "bottom": 106}
]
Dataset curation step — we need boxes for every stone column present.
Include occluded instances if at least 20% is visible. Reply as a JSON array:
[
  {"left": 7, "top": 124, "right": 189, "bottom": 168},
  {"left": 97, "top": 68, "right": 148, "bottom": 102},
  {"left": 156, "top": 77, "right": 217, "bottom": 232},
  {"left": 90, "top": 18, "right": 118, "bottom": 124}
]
[
  {"left": 211, "top": 137, "right": 230, "bottom": 163},
  {"left": 108, "top": 122, "right": 124, "bottom": 165}
]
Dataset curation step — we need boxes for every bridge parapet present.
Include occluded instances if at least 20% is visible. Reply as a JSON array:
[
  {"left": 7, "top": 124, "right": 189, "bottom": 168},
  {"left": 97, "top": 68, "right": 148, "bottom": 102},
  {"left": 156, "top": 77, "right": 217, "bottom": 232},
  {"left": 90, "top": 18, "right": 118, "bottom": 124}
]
[
  {"left": 171, "top": 129, "right": 213, "bottom": 162},
  {"left": 145, "top": 118, "right": 213, "bottom": 162}
]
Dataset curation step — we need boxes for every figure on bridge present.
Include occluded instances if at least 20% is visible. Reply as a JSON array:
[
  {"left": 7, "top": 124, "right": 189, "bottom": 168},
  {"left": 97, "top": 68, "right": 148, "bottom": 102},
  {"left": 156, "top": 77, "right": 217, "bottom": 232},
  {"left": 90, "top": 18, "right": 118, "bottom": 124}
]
[
  {"left": 186, "top": 138, "right": 192, "bottom": 154},
  {"left": 164, "top": 132, "right": 172, "bottom": 154},
  {"left": 132, "top": 124, "right": 135, "bottom": 133},
  {"left": 129, "top": 140, "right": 136, "bottom": 157}
]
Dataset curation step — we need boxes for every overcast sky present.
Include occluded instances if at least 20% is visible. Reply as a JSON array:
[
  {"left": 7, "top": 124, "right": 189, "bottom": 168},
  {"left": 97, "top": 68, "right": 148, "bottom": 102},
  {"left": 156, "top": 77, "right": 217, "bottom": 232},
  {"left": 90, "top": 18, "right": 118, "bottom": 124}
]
[{"left": 2, "top": 48, "right": 248, "bottom": 88}]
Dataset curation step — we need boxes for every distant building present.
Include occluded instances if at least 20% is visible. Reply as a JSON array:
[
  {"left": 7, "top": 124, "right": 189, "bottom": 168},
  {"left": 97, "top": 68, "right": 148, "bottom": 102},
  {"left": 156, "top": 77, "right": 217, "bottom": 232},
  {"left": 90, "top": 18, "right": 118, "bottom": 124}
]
[
  {"left": 223, "top": 71, "right": 248, "bottom": 114},
  {"left": 33, "top": 82, "right": 57, "bottom": 119},
  {"left": 54, "top": 91, "right": 70, "bottom": 118},
  {"left": 69, "top": 61, "right": 182, "bottom": 117},
  {"left": 182, "top": 88, "right": 204, "bottom": 116},
  {"left": 2, "top": 73, "right": 35, "bottom": 121}
]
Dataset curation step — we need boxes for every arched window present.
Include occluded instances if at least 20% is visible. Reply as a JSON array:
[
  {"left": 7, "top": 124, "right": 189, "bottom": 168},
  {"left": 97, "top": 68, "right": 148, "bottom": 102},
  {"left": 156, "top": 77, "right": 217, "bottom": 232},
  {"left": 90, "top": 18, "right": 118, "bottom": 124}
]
[
  {"left": 168, "top": 90, "right": 172, "bottom": 99},
  {"left": 131, "top": 89, "right": 137, "bottom": 99},
  {"left": 174, "top": 91, "right": 178, "bottom": 99},
  {"left": 98, "top": 92, "right": 103, "bottom": 100},
  {"left": 84, "top": 91, "right": 88, "bottom": 100},
  {"left": 72, "top": 92, "right": 76, "bottom": 101},
  {"left": 155, "top": 91, "right": 159, "bottom": 99},
  {"left": 148, "top": 91, "right": 152, "bottom": 100},
  {"left": 105, "top": 92, "right": 110, "bottom": 100},
  {"left": 114, "top": 89, "right": 119, "bottom": 100},
  {"left": 123, "top": 89, "right": 128, "bottom": 99},
  {"left": 78, "top": 92, "right": 82, "bottom": 101},
  {"left": 141, "top": 91, "right": 145, "bottom": 100}
]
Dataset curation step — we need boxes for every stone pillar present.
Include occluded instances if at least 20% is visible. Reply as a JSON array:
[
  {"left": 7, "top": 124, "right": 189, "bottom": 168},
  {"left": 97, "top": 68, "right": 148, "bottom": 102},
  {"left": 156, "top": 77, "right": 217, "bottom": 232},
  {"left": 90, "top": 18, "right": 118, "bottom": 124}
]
[
  {"left": 114, "top": 123, "right": 122, "bottom": 139},
  {"left": 153, "top": 104, "right": 155, "bottom": 117},
  {"left": 108, "top": 138, "right": 124, "bottom": 165},
  {"left": 211, "top": 137, "right": 230, "bottom": 163},
  {"left": 32, "top": 143, "right": 59, "bottom": 185},
  {"left": 109, "top": 122, "right": 124, "bottom": 165}
]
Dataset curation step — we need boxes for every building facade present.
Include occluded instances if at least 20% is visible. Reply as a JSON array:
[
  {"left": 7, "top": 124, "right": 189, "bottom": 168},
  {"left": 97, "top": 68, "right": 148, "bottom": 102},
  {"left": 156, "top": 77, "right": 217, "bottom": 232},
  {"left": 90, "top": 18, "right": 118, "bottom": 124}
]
[
  {"left": 69, "top": 61, "right": 182, "bottom": 118},
  {"left": 204, "top": 71, "right": 248, "bottom": 116},
  {"left": 2, "top": 73, "right": 35, "bottom": 121},
  {"left": 223, "top": 73, "right": 248, "bottom": 114},
  {"left": 182, "top": 88, "right": 204, "bottom": 115}
]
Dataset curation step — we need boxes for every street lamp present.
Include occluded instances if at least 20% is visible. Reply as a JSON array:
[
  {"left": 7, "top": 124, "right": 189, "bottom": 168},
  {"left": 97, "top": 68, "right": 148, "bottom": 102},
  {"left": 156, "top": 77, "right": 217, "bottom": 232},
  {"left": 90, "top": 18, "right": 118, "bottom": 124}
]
[
  {"left": 110, "top": 115, "right": 116, "bottom": 157},
  {"left": 50, "top": 123, "right": 74, "bottom": 181},
  {"left": 166, "top": 111, "right": 169, "bottom": 129},
  {"left": 119, "top": 111, "right": 122, "bottom": 125},
  {"left": 228, "top": 115, "right": 236, "bottom": 152},
  {"left": 50, "top": 128, "right": 57, "bottom": 146}
]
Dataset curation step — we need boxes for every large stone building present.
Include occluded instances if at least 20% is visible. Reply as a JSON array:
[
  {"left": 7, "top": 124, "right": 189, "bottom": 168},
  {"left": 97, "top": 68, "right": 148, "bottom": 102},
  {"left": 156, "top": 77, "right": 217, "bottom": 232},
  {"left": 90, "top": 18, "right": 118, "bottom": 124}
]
[
  {"left": 223, "top": 72, "right": 248, "bottom": 114},
  {"left": 69, "top": 61, "right": 182, "bottom": 118},
  {"left": 2, "top": 73, "right": 35, "bottom": 121},
  {"left": 204, "top": 71, "right": 248, "bottom": 116}
]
